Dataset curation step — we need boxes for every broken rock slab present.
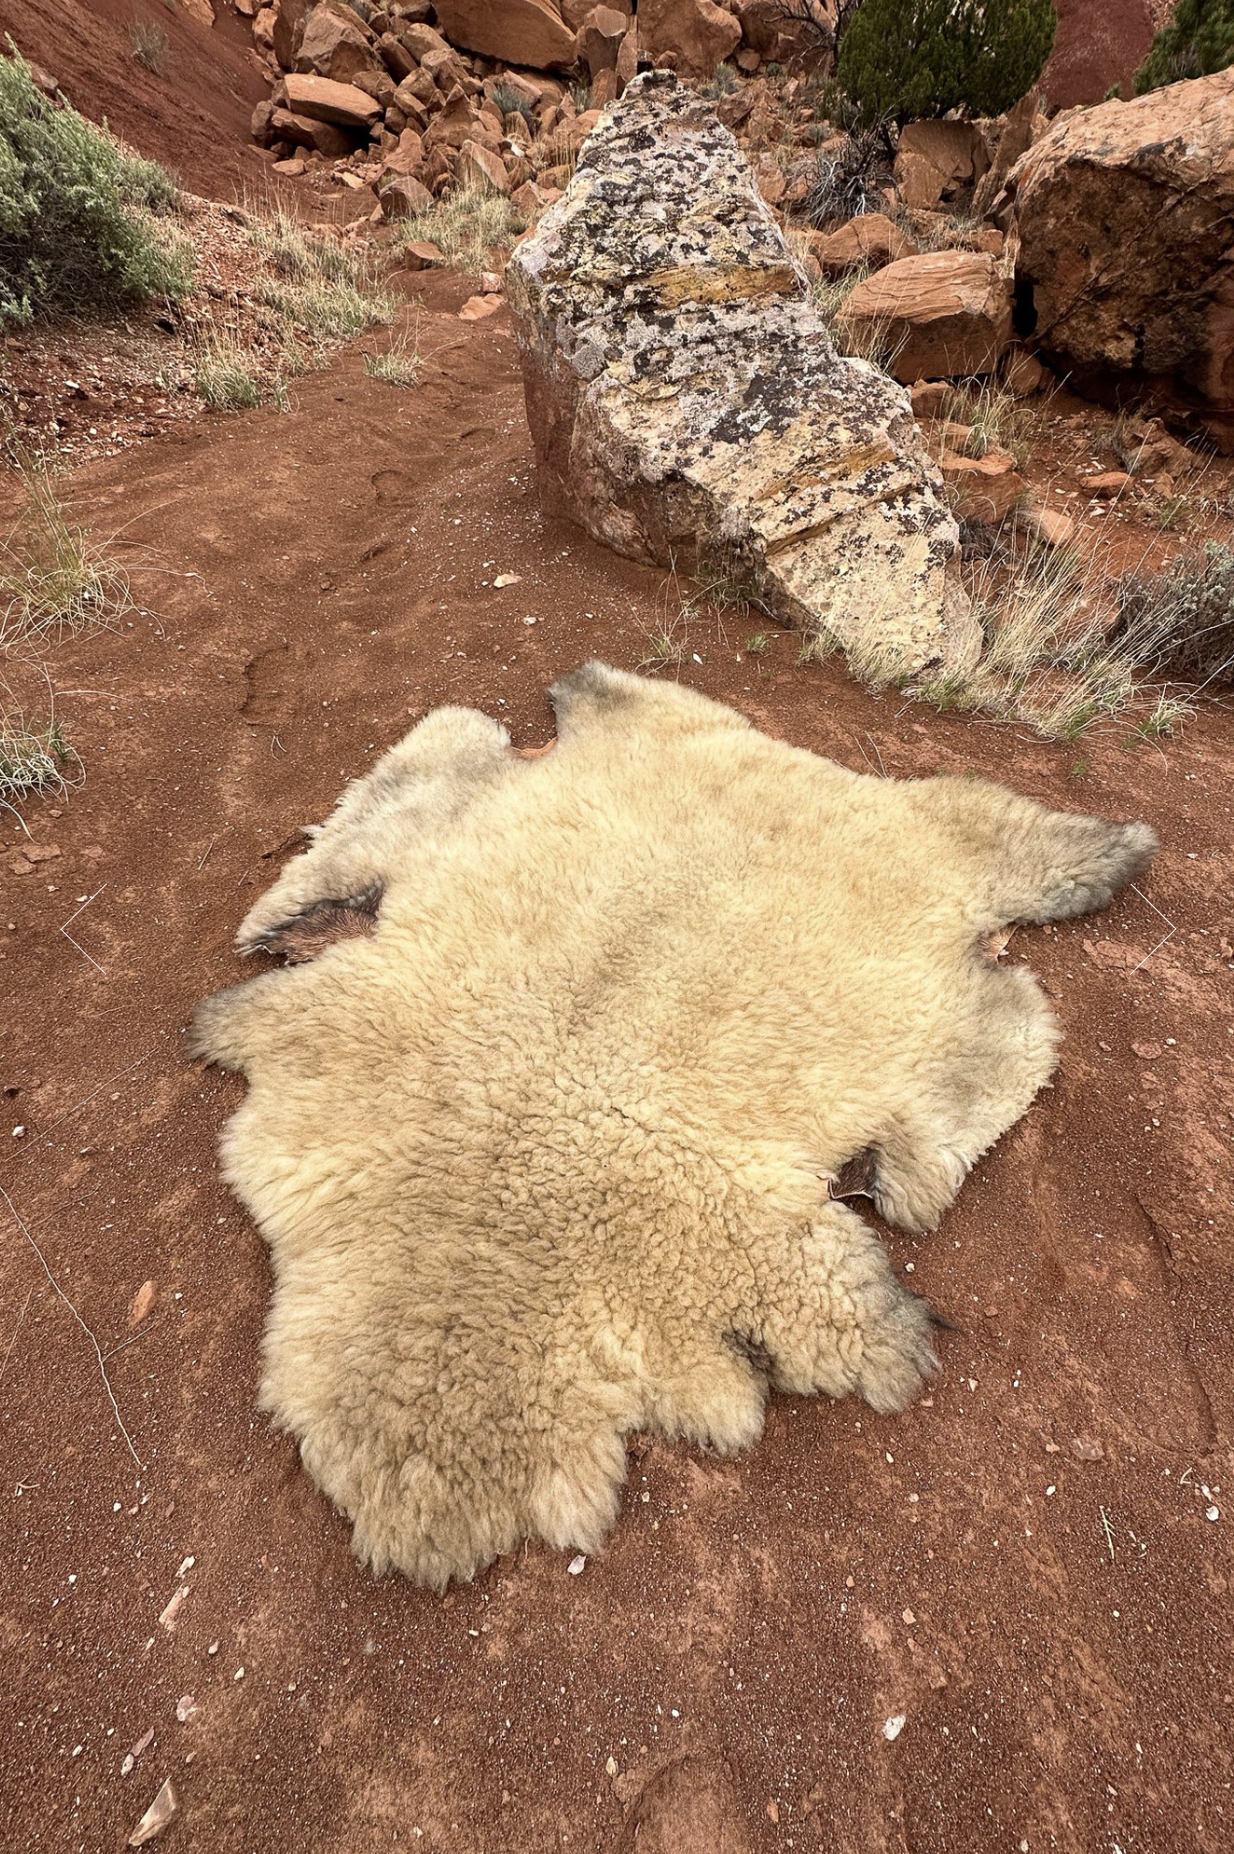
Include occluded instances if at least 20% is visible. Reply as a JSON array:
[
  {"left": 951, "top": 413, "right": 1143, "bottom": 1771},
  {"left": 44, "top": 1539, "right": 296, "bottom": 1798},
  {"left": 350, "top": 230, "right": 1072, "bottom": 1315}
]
[
  {"left": 1007, "top": 67, "right": 1234, "bottom": 447},
  {"left": 506, "top": 72, "right": 977, "bottom": 675}
]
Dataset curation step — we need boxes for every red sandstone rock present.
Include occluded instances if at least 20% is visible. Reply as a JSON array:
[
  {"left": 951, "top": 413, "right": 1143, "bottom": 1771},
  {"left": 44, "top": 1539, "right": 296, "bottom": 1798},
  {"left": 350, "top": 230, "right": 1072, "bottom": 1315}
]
[
  {"left": 431, "top": 0, "right": 577, "bottom": 69},
  {"left": 1008, "top": 70, "right": 1234, "bottom": 445},
  {"left": 840, "top": 252, "right": 1012, "bottom": 382},
  {"left": 638, "top": 0, "right": 741, "bottom": 81},
  {"left": 809, "top": 212, "right": 918, "bottom": 275},
  {"left": 283, "top": 73, "right": 381, "bottom": 131}
]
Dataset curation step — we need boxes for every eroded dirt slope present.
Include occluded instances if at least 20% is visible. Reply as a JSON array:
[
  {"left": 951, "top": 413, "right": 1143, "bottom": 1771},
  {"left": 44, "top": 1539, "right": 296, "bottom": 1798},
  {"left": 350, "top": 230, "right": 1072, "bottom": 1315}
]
[
  {"left": 4, "top": 0, "right": 271, "bottom": 200},
  {"left": 2, "top": 281, "right": 1233, "bottom": 1854}
]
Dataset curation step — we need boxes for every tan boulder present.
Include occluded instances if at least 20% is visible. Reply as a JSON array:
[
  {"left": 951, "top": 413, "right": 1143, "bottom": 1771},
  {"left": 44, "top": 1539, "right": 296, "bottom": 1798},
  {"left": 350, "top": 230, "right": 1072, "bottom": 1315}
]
[
  {"left": 484, "top": 71, "right": 547, "bottom": 114},
  {"left": 394, "top": 69, "right": 440, "bottom": 113},
  {"left": 560, "top": 0, "right": 629, "bottom": 24},
  {"left": 1115, "top": 416, "right": 1197, "bottom": 480},
  {"left": 1001, "top": 347, "right": 1046, "bottom": 397},
  {"left": 383, "top": 128, "right": 425, "bottom": 175},
  {"left": 577, "top": 6, "right": 628, "bottom": 77},
  {"left": 1007, "top": 69, "right": 1234, "bottom": 446},
  {"left": 396, "top": 22, "right": 452, "bottom": 60},
  {"left": 638, "top": 0, "right": 741, "bottom": 81},
  {"left": 938, "top": 451, "right": 1026, "bottom": 524},
  {"left": 271, "top": 107, "right": 354, "bottom": 157},
  {"left": 283, "top": 73, "right": 382, "bottom": 131},
  {"left": 272, "top": 0, "right": 310, "bottom": 69},
  {"left": 352, "top": 66, "right": 396, "bottom": 111},
  {"left": 1017, "top": 502, "right": 1076, "bottom": 548},
  {"left": 421, "top": 46, "right": 475, "bottom": 94},
  {"left": 506, "top": 71, "right": 976, "bottom": 677},
  {"left": 894, "top": 120, "right": 990, "bottom": 209},
  {"left": 839, "top": 251, "right": 1012, "bottom": 382},
  {"left": 735, "top": 0, "right": 836, "bottom": 64},
  {"left": 403, "top": 239, "right": 447, "bottom": 269},
  {"left": 554, "top": 108, "right": 605, "bottom": 156},
  {"left": 615, "top": 18, "right": 638, "bottom": 91},
  {"left": 512, "top": 178, "right": 561, "bottom": 214},
  {"left": 424, "top": 86, "right": 485, "bottom": 152},
  {"left": 379, "top": 174, "right": 434, "bottom": 217},
  {"left": 753, "top": 151, "right": 786, "bottom": 206},
  {"left": 295, "top": 1, "right": 377, "bottom": 84},
  {"left": 378, "top": 33, "right": 416, "bottom": 81},
  {"left": 810, "top": 212, "right": 918, "bottom": 275},
  {"left": 459, "top": 292, "right": 504, "bottom": 320},
  {"left": 909, "top": 380, "right": 950, "bottom": 418},
  {"left": 972, "top": 86, "right": 1040, "bottom": 215},
  {"left": 457, "top": 140, "right": 513, "bottom": 195},
  {"left": 431, "top": 0, "right": 578, "bottom": 70},
  {"left": 1083, "top": 471, "right": 1133, "bottom": 498}
]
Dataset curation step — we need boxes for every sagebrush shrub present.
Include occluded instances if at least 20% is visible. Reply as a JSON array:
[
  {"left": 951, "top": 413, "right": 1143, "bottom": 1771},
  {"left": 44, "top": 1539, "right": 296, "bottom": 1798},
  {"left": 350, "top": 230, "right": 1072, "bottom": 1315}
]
[
  {"left": 837, "top": 0, "right": 1056, "bottom": 122},
  {"left": 1116, "top": 542, "right": 1234, "bottom": 684},
  {"left": 0, "top": 42, "right": 187, "bottom": 327},
  {"left": 803, "top": 120, "right": 896, "bottom": 224},
  {"left": 1134, "top": 0, "right": 1234, "bottom": 92}
]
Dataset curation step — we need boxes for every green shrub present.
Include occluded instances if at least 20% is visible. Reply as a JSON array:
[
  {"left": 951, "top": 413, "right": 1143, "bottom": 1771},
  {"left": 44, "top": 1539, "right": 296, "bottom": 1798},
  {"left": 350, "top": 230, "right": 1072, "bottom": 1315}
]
[
  {"left": 0, "top": 42, "right": 187, "bottom": 327},
  {"left": 1116, "top": 542, "right": 1234, "bottom": 684},
  {"left": 837, "top": 0, "right": 1056, "bottom": 121},
  {"left": 1134, "top": 0, "right": 1234, "bottom": 92}
]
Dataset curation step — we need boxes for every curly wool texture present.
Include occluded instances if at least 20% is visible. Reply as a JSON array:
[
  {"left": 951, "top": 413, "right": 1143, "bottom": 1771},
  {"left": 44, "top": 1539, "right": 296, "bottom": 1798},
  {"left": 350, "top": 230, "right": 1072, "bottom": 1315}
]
[{"left": 192, "top": 663, "right": 1157, "bottom": 1588}]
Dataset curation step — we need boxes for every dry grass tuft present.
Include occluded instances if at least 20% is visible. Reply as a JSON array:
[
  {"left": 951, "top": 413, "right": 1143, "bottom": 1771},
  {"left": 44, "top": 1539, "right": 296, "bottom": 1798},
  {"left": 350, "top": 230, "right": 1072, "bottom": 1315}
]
[
  {"left": 363, "top": 334, "right": 422, "bottom": 387},
  {"left": 0, "top": 674, "right": 80, "bottom": 809},
  {"left": 939, "top": 381, "right": 1036, "bottom": 470},
  {"left": 0, "top": 441, "right": 131, "bottom": 645},
  {"left": 799, "top": 532, "right": 1206, "bottom": 742},
  {"left": 194, "top": 339, "right": 264, "bottom": 412},
  {"left": 397, "top": 185, "right": 526, "bottom": 277},
  {"left": 245, "top": 204, "right": 396, "bottom": 351},
  {"left": 910, "top": 540, "right": 1200, "bottom": 740}
]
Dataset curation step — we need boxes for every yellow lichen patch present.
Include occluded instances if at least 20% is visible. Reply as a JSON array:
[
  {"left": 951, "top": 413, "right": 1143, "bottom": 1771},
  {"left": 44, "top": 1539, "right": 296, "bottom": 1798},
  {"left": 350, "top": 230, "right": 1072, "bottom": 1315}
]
[{"left": 641, "top": 263, "right": 799, "bottom": 307}]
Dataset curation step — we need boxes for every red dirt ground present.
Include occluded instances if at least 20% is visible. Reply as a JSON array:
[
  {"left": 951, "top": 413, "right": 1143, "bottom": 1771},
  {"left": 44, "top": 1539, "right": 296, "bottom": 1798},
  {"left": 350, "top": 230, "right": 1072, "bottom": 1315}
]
[
  {"left": 2, "top": 281, "right": 1233, "bottom": 1854},
  {"left": 3, "top": 0, "right": 273, "bottom": 201},
  {"left": 1042, "top": 0, "right": 1157, "bottom": 109}
]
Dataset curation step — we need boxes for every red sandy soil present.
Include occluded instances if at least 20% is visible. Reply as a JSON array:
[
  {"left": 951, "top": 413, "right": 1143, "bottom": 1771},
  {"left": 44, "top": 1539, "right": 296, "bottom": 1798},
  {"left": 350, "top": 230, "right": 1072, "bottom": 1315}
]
[
  {"left": 2, "top": 280, "right": 1234, "bottom": 1854},
  {"left": 1042, "top": 0, "right": 1157, "bottom": 108},
  {"left": 3, "top": 0, "right": 273, "bottom": 202}
]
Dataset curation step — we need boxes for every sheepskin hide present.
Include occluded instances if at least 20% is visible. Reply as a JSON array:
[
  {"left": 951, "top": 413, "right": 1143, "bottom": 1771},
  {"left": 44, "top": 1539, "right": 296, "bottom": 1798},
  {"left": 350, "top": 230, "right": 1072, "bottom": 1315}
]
[{"left": 192, "top": 663, "right": 1157, "bottom": 1588}]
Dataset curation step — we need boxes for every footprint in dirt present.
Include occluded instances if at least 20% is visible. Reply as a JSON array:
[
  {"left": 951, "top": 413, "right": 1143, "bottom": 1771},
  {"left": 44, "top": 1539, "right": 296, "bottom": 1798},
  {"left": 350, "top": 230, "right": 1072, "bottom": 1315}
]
[
  {"left": 370, "top": 429, "right": 495, "bottom": 503},
  {"left": 615, "top": 1756, "right": 749, "bottom": 1854}
]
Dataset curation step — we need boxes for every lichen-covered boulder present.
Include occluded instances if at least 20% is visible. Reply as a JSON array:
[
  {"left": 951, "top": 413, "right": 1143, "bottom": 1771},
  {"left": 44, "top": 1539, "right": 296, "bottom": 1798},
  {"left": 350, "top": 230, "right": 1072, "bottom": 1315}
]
[{"left": 506, "top": 73, "right": 977, "bottom": 675}]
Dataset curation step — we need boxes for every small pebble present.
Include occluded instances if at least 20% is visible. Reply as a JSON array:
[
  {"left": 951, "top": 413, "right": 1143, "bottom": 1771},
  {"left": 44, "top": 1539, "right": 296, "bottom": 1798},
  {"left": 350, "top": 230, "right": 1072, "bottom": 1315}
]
[
  {"left": 567, "top": 1554, "right": 586, "bottom": 1575},
  {"left": 883, "top": 1714, "right": 906, "bottom": 1741}
]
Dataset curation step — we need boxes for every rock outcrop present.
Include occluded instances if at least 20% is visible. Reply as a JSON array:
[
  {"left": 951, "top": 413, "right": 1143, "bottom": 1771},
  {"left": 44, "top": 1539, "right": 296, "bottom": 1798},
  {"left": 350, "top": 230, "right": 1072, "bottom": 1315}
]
[
  {"left": 282, "top": 72, "right": 382, "bottom": 132},
  {"left": 808, "top": 211, "right": 918, "bottom": 275},
  {"left": 638, "top": 0, "right": 742, "bottom": 82},
  {"left": 839, "top": 252, "right": 1012, "bottom": 383},
  {"left": 431, "top": 0, "right": 578, "bottom": 69},
  {"left": 1007, "top": 69, "right": 1234, "bottom": 447},
  {"left": 893, "top": 120, "right": 990, "bottom": 210},
  {"left": 507, "top": 74, "right": 976, "bottom": 674}
]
